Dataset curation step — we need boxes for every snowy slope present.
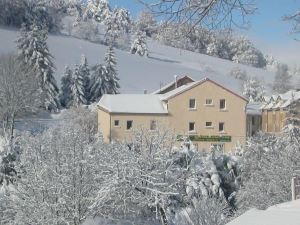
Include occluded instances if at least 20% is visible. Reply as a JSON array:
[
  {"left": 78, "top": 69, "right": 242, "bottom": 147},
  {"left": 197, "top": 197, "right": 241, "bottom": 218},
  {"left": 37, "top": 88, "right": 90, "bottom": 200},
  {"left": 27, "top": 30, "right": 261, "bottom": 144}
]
[
  {"left": 226, "top": 199, "right": 300, "bottom": 225},
  {"left": 0, "top": 27, "right": 276, "bottom": 94}
]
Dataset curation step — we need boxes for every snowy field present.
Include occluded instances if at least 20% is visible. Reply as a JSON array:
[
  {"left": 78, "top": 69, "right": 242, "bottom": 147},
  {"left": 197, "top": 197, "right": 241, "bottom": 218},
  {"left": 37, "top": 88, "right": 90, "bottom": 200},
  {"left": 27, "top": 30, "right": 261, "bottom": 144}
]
[{"left": 0, "top": 27, "right": 276, "bottom": 95}]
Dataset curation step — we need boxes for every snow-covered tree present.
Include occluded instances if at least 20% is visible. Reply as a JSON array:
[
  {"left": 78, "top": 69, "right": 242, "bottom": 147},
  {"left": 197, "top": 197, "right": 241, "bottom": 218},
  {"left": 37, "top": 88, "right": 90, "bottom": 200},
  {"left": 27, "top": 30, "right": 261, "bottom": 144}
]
[
  {"left": 135, "top": 11, "right": 157, "bottom": 37},
  {"left": 173, "top": 198, "right": 229, "bottom": 225},
  {"left": 60, "top": 66, "right": 73, "bottom": 107},
  {"left": 236, "top": 132, "right": 300, "bottom": 212},
  {"left": 12, "top": 108, "right": 102, "bottom": 225},
  {"left": 89, "top": 128, "right": 179, "bottom": 224},
  {"left": 206, "top": 37, "right": 220, "bottom": 57},
  {"left": 83, "top": 0, "right": 111, "bottom": 23},
  {"left": 0, "top": 54, "right": 39, "bottom": 141},
  {"left": 273, "top": 63, "right": 292, "bottom": 94},
  {"left": 130, "top": 31, "right": 149, "bottom": 57},
  {"left": 79, "top": 55, "right": 91, "bottom": 100},
  {"left": 17, "top": 23, "right": 60, "bottom": 111},
  {"left": 104, "top": 8, "right": 131, "bottom": 44},
  {"left": 282, "top": 92, "right": 300, "bottom": 144},
  {"left": 265, "top": 54, "right": 280, "bottom": 72},
  {"left": 104, "top": 46, "right": 120, "bottom": 94},
  {"left": 69, "top": 64, "right": 88, "bottom": 107},
  {"left": 230, "top": 37, "right": 266, "bottom": 68},
  {"left": 242, "top": 78, "right": 265, "bottom": 102},
  {"left": 89, "top": 64, "right": 108, "bottom": 102}
]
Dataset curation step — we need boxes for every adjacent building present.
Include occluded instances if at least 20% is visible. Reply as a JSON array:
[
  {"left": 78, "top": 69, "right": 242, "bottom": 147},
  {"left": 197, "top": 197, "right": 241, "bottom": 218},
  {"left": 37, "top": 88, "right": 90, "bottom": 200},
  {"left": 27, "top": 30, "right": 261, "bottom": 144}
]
[
  {"left": 97, "top": 77, "right": 256, "bottom": 152},
  {"left": 261, "top": 90, "right": 300, "bottom": 133}
]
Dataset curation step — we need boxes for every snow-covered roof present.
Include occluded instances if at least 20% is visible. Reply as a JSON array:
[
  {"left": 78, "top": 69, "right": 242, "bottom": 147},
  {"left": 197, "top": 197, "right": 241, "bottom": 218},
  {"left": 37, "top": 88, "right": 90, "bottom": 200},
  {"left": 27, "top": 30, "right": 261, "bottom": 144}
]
[
  {"left": 160, "top": 78, "right": 248, "bottom": 102},
  {"left": 226, "top": 199, "right": 300, "bottom": 225},
  {"left": 246, "top": 102, "right": 262, "bottom": 115},
  {"left": 98, "top": 94, "right": 168, "bottom": 114},
  {"left": 262, "top": 90, "right": 300, "bottom": 110}
]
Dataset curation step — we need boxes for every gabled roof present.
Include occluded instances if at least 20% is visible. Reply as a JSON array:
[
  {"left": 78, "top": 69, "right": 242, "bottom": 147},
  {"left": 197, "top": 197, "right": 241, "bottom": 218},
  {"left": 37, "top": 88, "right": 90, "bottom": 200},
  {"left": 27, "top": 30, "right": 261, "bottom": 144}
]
[
  {"left": 160, "top": 77, "right": 248, "bottom": 102},
  {"left": 152, "top": 75, "right": 195, "bottom": 94},
  {"left": 98, "top": 94, "right": 168, "bottom": 114}
]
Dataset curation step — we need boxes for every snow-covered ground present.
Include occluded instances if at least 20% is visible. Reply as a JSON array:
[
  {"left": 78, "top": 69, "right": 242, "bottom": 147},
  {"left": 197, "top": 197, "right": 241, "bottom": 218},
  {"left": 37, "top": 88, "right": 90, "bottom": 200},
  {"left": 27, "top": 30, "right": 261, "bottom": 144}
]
[
  {"left": 226, "top": 199, "right": 300, "bottom": 225},
  {"left": 0, "top": 27, "right": 276, "bottom": 95}
]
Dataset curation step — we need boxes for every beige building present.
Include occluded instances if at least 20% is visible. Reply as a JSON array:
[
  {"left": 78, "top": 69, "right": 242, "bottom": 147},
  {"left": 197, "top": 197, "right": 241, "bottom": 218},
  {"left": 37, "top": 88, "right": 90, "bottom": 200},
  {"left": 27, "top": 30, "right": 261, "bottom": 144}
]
[
  {"left": 261, "top": 90, "right": 300, "bottom": 133},
  {"left": 98, "top": 77, "right": 254, "bottom": 152}
]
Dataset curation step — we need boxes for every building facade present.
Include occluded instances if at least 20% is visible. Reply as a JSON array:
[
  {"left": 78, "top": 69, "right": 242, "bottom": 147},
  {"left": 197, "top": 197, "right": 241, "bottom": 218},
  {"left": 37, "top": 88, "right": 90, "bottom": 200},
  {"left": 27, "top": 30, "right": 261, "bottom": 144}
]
[{"left": 98, "top": 77, "right": 252, "bottom": 152}]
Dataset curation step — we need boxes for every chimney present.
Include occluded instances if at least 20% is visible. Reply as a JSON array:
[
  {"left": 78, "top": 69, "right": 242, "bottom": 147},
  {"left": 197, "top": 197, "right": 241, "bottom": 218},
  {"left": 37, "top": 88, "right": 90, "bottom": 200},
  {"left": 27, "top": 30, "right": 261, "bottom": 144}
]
[
  {"left": 174, "top": 75, "right": 178, "bottom": 89},
  {"left": 144, "top": 89, "right": 147, "bottom": 94}
]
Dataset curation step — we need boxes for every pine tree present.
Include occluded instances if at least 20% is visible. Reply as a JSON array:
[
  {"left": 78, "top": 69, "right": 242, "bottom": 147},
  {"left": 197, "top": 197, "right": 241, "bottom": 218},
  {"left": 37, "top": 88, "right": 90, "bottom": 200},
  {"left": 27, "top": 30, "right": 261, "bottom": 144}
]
[
  {"left": 79, "top": 55, "right": 90, "bottom": 102},
  {"left": 130, "top": 31, "right": 149, "bottom": 57},
  {"left": 104, "top": 46, "right": 120, "bottom": 94},
  {"left": 17, "top": 23, "right": 60, "bottom": 111},
  {"left": 60, "top": 66, "right": 73, "bottom": 108},
  {"left": 69, "top": 65, "right": 87, "bottom": 107},
  {"left": 104, "top": 8, "right": 131, "bottom": 45},
  {"left": 89, "top": 64, "right": 108, "bottom": 102}
]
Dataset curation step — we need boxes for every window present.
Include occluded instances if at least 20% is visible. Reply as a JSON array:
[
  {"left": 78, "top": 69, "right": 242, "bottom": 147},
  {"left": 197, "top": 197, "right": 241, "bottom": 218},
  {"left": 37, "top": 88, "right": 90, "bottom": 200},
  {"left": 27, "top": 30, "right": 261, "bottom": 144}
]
[
  {"left": 114, "top": 120, "right": 120, "bottom": 127},
  {"left": 189, "top": 122, "right": 195, "bottom": 132},
  {"left": 219, "top": 122, "right": 225, "bottom": 132},
  {"left": 206, "top": 122, "right": 213, "bottom": 127},
  {"left": 220, "top": 99, "right": 226, "bottom": 110},
  {"left": 150, "top": 120, "right": 157, "bottom": 130},
  {"left": 189, "top": 98, "right": 196, "bottom": 109},
  {"left": 252, "top": 117, "right": 255, "bottom": 125},
  {"left": 205, "top": 99, "right": 213, "bottom": 105},
  {"left": 126, "top": 120, "right": 133, "bottom": 130}
]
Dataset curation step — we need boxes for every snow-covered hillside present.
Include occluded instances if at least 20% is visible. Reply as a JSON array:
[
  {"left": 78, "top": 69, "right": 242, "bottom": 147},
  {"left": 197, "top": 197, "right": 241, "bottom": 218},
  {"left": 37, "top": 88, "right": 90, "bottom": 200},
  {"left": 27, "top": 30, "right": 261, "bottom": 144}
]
[{"left": 0, "top": 27, "right": 276, "bottom": 94}]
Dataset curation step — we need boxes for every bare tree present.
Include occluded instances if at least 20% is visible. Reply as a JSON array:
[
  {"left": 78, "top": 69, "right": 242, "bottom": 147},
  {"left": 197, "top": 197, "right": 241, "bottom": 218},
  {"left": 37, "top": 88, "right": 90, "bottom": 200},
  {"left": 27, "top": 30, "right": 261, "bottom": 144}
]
[
  {"left": 284, "top": 10, "right": 300, "bottom": 39},
  {"left": 138, "top": 0, "right": 256, "bottom": 29},
  {"left": 0, "top": 53, "right": 39, "bottom": 141}
]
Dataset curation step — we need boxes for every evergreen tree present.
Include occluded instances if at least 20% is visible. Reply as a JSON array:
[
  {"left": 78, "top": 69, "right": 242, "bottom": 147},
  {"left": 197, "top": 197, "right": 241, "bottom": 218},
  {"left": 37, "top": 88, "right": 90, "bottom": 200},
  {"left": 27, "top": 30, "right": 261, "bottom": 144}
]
[
  {"left": 104, "top": 46, "right": 120, "bottom": 94},
  {"left": 104, "top": 8, "right": 131, "bottom": 45},
  {"left": 89, "top": 64, "right": 108, "bottom": 102},
  {"left": 60, "top": 66, "right": 73, "bottom": 108},
  {"left": 17, "top": 23, "right": 60, "bottom": 111},
  {"left": 130, "top": 31, "right": 149, "bottom": 57},
  {"left": 69, "top": 65, "right": 87, "bottom": 107},
  {"left": 79, "top": 55, "right": 90, "bottom": 101}
]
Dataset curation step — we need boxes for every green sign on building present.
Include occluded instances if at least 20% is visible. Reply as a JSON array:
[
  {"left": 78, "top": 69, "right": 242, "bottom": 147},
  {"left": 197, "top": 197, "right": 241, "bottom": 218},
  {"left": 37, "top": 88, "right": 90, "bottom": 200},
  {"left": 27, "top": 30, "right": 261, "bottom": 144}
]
[{"left": 178, "top": 135, "right": 231, "bottom": 142}]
